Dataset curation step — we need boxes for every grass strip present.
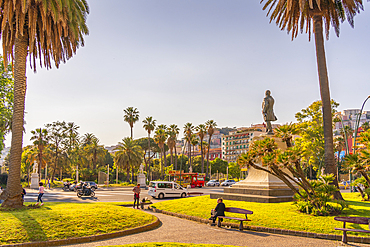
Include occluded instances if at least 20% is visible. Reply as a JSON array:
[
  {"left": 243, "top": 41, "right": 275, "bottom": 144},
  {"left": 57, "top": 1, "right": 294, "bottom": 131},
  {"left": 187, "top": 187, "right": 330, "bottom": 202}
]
[
  {"left": 103, "top": 243, "right": 240, "bottom": 247},
  {"left": 152, "top": 192, "right": 370, "bottom": 237},
  {"left": 0, "top": 202, "right": 156, "bottom": 245}
]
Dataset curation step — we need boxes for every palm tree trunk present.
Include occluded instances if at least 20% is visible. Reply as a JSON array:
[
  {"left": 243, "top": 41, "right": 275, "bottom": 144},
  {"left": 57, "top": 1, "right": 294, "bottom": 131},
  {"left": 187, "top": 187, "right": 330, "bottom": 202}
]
[
  {"left": 188, "top": 141, "right": 191, "bottom": 172},
  {"left": 126, "top": 162, "right": 130, "bottom": 182},
  {"left": 313, "top": 15, "right": 343, "bottom": 200},
  {"left": 170, "top": 148, "right": 173, "bottom": 167},
  {"left": 200, "top": 139, "right": 204, "bottom": 174},
  {"left": 2, "top": 36, "right": 28, "bottom": 208},
  {"left": 174, "top": 146, "right": 178, "bottom": 170},
  {"left": 206, "top": 136, "right": 211, "bottom": 178},
  {"left": 147, "top": 133, "right": 150, "bottom": 175}
]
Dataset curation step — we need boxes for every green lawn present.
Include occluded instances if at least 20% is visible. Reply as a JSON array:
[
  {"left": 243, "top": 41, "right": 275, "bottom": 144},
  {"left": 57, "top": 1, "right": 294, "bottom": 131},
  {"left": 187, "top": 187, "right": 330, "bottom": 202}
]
[
  {"left": 0, "top": 202, "right": 156, "bottom": 245},
  {"left": 152, "top": 192, "right": 370, "bottom": 236},
  {"left": 105, "top": 243, "right": 239, "bottom": 247}
]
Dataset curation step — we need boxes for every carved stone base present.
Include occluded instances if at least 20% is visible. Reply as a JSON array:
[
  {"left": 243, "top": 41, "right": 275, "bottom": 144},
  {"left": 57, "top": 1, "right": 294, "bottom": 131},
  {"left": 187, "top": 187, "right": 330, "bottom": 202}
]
[
  {"left": 210, "top": 134, "right": 297, "bottom": 203},
  {"left": 137, "top": 173, "right": 146, "bottom": 188},
  {"left": 30, "top": 173, "right": 39, "bottom": 189}
]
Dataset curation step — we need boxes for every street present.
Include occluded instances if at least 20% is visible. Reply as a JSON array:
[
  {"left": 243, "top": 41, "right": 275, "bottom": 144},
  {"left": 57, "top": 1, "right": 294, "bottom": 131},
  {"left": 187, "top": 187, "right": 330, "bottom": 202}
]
[{"left": 23, "top": 186, "right": 225, "bottom": 203}]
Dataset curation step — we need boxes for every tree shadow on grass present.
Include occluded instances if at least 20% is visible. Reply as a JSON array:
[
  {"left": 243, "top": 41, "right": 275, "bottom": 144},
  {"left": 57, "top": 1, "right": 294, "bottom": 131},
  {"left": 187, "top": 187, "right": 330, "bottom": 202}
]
[{"left": 10, "top": 208, "right": 48, "bottom": 242}]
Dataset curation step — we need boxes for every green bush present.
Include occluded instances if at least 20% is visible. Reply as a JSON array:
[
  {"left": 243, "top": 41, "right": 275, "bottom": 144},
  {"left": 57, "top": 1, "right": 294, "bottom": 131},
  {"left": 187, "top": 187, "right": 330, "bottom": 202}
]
[{"left": 293, "top": 175, "right": 348, "bottom": 216}]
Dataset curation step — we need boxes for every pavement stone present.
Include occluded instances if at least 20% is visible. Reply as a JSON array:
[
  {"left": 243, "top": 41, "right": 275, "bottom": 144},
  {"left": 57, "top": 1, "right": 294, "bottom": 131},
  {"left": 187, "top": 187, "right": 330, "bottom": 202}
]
[{"left": 60, "top": 209, "right": 367, "bottom": 247}]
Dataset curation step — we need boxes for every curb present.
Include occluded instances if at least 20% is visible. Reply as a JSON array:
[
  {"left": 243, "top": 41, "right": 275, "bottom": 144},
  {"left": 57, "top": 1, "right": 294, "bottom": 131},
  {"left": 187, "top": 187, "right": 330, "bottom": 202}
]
[
  {"left": 148, "top": 207, "right": 370, "bottom": 245},
  {"left": 2, "top": 215, "right": 161, "bottom": 247}
]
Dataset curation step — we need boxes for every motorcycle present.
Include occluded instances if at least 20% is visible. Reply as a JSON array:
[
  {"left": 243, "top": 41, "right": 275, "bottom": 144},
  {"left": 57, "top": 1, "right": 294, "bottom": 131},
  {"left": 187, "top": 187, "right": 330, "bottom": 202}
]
[
  {"left": 62, "top": 182, "right": 74, "bottom": 191},
  {"left": 76, "top": 186, "right": 95, "bottom": 198}
]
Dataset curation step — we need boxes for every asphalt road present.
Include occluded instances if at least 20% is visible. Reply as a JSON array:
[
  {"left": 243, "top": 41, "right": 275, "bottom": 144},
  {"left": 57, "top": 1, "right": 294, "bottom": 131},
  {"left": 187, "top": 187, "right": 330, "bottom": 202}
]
[{"left": 23, "top": 186, "right": 225, "bottom": 203}]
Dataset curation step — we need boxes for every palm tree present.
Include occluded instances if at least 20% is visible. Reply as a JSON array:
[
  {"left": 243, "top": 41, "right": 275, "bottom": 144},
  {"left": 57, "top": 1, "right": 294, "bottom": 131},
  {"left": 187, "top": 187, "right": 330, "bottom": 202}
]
[
  {"left": 30, "top": 128, "right": 48, "bottom": 180},
  {"left": 46, "top": 121, "right": 67, "bottom": 183},
  {"left": 190, "top": 134, "right": 199, "bottom": 173},
  {"left": 115, "top": 137, "right": 143, "bottom": 183},
  {"left": 196, "top": 124, "right": 207, "bottom": 174},
  {"left": 85, "top": 138, "right": 105, "bottom": 170},
  {"left": 183, "top": 123, "right": 194, "bottom": 172},
  {"left": 260, "top": 0, "right": 363, "bottom": 200},
  {"left": 142, "top": 116, "right": 156, "bottom": 176},
  {"left": 168, "top": 124, "right": 180, "bottom": 170},
  {"left": 362, "top": 122, "right": 370, "bottom": 132},
  {"left": 123, "top": 107, "right": 140, "bottom": 138},
  {"left": 205, "top": 120, "right": 217, "bottom": 178},
  {"left": 1, "top": 0, "right": 89, "bottom": 208},
  {"left": 154, "top": 127, "right": 168, "bottom": 179}
]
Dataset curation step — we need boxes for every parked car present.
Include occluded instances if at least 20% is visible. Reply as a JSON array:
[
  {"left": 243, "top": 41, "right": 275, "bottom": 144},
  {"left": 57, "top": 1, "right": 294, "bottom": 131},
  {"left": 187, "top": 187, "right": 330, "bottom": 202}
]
[
  {"left": 148, "top": 181, "right": 188, "bottom": 199},
  {"left": 84, "top": 181, "right": 98, "bottom": 190},
  {"left": 221, "top": 180, "right": 236, "bottom": 186},
  {"left": 206, "top": 180, "right": 220, "bottom": 187}
]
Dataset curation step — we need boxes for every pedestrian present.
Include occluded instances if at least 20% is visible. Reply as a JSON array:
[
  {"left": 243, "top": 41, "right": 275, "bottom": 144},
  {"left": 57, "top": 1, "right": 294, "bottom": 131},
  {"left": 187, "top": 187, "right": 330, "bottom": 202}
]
[
  {"left": 132, "top": 183, "right": 141, "bottom": 209},
  {"left": 36, "top": 182, "right": 45, "bottom": 206},
  {"left": 21, "top": 186, "right": 26, "bottom": 200},
  {"left": 211, "top": 198, "right": 226, "bottom": 226}
]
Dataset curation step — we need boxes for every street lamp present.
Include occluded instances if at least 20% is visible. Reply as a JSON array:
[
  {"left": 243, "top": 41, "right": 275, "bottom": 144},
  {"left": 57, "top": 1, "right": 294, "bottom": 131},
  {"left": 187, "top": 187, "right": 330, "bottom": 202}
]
[{"left": 353, "top": 96, "right": 370, "bottom": 154}]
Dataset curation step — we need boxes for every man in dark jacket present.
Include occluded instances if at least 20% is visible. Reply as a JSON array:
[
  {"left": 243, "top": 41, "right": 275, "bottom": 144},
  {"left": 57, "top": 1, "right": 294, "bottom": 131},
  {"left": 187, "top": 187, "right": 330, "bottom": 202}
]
[{"left": 212, "top": 198, "right": 225, "bottom": 226}]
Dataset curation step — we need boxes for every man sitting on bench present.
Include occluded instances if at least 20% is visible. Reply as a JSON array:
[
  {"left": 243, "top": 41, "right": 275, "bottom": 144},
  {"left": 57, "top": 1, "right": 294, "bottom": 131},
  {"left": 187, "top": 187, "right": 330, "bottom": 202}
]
[{"left": 211, "top": 198, "right": 225, "bottom": 226}]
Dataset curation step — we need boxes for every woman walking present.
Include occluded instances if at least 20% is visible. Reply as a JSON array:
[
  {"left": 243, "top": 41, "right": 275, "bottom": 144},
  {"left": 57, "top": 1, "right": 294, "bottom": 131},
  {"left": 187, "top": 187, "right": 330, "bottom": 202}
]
[{"left": 36, "top": 182, "right": 45, "bottom": 206}]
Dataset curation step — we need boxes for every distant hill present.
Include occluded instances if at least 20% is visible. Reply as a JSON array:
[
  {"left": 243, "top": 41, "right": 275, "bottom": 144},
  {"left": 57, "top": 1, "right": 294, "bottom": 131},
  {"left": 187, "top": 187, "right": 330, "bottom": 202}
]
[{"left": 218, "top": 127, "right": 236, "bottom": 136}]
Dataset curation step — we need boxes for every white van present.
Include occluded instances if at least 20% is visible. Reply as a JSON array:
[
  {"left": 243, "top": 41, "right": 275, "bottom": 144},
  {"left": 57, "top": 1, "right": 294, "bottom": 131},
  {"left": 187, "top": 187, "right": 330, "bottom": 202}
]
[{"left": 148, "top": 181, "right": 188, "bottom": 199}]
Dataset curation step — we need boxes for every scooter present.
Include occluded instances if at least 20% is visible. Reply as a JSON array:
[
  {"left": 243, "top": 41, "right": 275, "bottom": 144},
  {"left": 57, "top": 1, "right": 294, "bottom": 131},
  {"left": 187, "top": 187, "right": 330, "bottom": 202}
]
[{"left": 62, "top": 182, "right": 74, "bottom": 191}]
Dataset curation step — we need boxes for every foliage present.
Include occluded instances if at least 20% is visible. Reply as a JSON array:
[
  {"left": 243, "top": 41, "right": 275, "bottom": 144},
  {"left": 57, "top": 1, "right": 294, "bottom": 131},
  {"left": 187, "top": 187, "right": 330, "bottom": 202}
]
[
  {"left": 210, "top": 158, "right": 228, "bottom": 175},
  {"left": 0, "top": 56, "right": 13, "bottom": 152},
  {"left": 228, "top": 162, "right": 241, "bottom": 179},
  {"left": 239, "top": 122, "right": 342, "bottom": 216},
  {"left": 0, "top": 202, "right": 155, "bottom": 245},
  {"left": 293, "top": 175, "right": 348, "bottom": 216},
  {"left": 294, "top": 100, "right": 339, "bottom": 174},
  {"left": 153, "top": 193, "right": 370, "bottom": 236}
]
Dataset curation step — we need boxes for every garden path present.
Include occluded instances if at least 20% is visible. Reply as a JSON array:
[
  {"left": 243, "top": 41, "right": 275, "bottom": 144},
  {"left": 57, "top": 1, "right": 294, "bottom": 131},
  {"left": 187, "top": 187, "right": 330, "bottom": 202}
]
[{"left": 62, "top": 209, "right": 366, "bottom": 247}]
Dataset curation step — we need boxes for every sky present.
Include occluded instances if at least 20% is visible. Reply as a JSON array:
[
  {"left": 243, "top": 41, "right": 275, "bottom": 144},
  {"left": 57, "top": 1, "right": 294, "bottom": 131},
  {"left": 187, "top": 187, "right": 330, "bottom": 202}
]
[{"left": 4, "top": 0, "right": 370, "bottom": 148}]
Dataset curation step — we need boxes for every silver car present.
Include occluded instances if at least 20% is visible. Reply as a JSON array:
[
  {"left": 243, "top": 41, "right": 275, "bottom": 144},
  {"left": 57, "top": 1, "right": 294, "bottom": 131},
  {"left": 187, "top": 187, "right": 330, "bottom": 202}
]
[
  {"left": 221, "top": 180, "right": 236, "bottom": 186},
  {"left": 206, "top": 180, "right": 220, "bottom": 186}
]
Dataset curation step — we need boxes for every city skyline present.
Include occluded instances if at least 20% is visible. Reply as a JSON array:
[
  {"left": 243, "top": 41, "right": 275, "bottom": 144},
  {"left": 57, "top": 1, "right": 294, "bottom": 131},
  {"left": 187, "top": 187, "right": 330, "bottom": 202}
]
[{"left": 4, "top": 0, "right": 370, "bottom": 148}]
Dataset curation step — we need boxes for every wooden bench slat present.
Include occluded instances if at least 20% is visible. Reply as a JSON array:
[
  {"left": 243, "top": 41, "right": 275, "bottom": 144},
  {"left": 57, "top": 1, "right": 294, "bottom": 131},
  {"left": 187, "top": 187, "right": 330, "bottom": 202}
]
[
  {"left": 334, "top": 217, "right": 370, "bottom": 225},
  {"left": 335, "top": 228, "right": 370, "bottom": 233},
  {"left": 225, "top": 207, "right": 253, "bottom": 215},
  {"left": 218, "top": 216, "right": 250, "bottom": 221}
]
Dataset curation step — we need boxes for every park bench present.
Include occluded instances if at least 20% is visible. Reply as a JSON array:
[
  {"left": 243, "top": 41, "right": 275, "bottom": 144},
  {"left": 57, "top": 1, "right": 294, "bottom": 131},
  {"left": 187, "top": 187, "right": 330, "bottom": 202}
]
[
  {"left": 217, "top": 207, "right": 253, "bottom": 231},
  {"left": 187, "top": 192, "right": 203, "bottom": 196},
  {"left": 334, "top": 216, "right": 370, "bottom": 243}
]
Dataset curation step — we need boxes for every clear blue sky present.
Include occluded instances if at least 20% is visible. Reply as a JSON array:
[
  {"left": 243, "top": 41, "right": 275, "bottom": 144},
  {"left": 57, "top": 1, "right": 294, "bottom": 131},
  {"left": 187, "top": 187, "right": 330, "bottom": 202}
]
[{"left": 5, "top": 0, "right": 370, "bottom": 147}]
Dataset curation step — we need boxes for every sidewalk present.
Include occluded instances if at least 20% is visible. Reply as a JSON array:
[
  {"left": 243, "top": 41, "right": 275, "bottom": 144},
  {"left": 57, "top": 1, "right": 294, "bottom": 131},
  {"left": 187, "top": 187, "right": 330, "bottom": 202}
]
[{"left": 60, "top": 209, "right": 365, "bottom": 247}]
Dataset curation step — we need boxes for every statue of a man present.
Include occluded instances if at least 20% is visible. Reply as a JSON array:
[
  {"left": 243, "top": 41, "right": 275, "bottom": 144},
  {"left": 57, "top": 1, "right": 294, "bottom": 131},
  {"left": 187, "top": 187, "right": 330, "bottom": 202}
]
[
  {"left": 262, "top": 90, "right": 277, "bottom": 134},
  {"left": 139, "top": 164, "right": 144, "bottom": 174}
]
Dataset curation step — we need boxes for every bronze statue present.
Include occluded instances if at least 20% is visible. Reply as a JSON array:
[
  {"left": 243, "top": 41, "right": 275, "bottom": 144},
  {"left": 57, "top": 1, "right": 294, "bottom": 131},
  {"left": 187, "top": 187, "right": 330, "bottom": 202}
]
[{"left": 262, "top": 90, "right": 277, "bottom": 134}]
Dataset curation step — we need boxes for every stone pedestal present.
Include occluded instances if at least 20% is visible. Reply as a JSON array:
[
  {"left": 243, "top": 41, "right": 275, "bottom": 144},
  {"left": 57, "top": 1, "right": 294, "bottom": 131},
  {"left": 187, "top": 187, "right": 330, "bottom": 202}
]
[
  {"left": 137, "top": 173, "right": 146, "bottom": 188},
  {"left": 30, "top": 173, "right": 39, "bottom": 189},
  {"left": 210, "top": 134, "right": 297, "bottom": 203}
]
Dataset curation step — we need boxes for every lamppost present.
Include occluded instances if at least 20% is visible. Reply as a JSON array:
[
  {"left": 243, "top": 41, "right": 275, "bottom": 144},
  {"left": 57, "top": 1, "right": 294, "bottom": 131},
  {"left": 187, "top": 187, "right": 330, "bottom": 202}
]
[{"left": 353, "top": 96, "right": 370, "bottom": 154}]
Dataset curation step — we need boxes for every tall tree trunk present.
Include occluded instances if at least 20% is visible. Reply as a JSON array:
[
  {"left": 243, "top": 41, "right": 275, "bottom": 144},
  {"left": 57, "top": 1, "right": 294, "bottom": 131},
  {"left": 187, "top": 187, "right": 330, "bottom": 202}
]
[
  {"left": 206, "top": 136, "right": 211, "bottom": 178},
  {"left": 174, "top": 145, "right": 178, "bottom": 170},
  {"left": 2, "top": 36, "right": 28, "bottom": 208},
  {"left": 188, "top": 141, "right": 191, "bottom": 172},
  {"left": 126, "top": 162, "right": 130, "bottom": 182},
  {"left": 200, "top": 139, "right": 204, "bottom": 174},
  {"left": 131, "top": 167, "right": 134, "bottom": 183},
  {"left": 313, "top": 15, "right": 343, "bottom": 200},
  {"left": 147, "top": 133, "right": 150, "bottom": 176},
  {"left": 170, "top": 148, "right": 173, "bottom": 168}
]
